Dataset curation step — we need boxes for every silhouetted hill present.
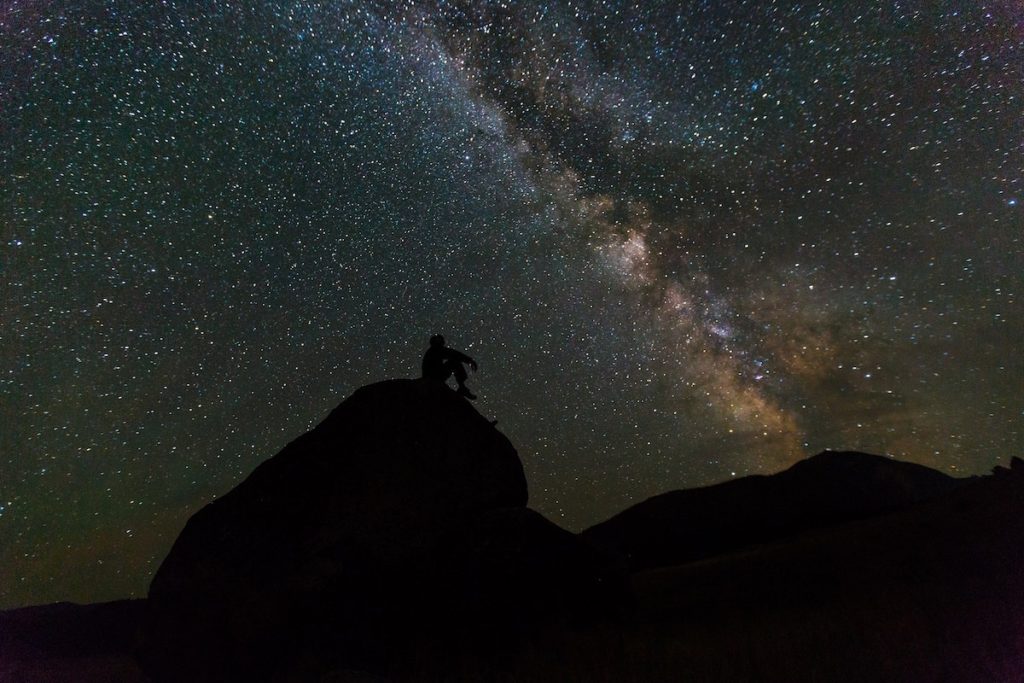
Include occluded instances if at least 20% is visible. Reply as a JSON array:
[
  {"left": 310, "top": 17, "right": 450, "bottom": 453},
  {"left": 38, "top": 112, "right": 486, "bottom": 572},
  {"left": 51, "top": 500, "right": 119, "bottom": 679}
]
[
  {"left": 618, "top": 457, "right": 1024, "bottom": 682},
  {"left": 582, "top": 450, "right": 968, "bottom": 572},
  {"left": 4, "top": 381, "right": 1022, "bottom": 682},
  {"left": 139, "top": 379, "right": 617, "bottom": 682}
]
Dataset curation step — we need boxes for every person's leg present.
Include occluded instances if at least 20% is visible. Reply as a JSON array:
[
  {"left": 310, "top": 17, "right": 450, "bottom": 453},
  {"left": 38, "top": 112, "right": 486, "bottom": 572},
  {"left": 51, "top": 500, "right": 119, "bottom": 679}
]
[{"left": 450, "top": 362, "right": 476, "bottom": 399}]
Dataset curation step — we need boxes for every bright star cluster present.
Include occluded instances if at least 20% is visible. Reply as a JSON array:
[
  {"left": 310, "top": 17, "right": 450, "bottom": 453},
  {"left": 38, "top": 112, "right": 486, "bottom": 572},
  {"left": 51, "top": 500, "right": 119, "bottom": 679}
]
[{"left": 1, "top": 0, "right": 1021, "bottom": 608}]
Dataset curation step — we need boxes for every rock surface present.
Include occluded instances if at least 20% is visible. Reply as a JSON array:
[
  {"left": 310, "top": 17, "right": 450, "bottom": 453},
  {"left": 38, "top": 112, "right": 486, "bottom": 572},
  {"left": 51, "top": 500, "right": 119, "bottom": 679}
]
[{"left": 140, "top": 379, "right": 613, "bottom": 681}]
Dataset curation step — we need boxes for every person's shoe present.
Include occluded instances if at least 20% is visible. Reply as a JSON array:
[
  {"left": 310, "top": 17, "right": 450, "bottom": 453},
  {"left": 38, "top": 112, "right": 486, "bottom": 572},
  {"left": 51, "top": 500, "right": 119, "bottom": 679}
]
[{"left": 456, "top": 386, "right": 477, "bottom": 400}]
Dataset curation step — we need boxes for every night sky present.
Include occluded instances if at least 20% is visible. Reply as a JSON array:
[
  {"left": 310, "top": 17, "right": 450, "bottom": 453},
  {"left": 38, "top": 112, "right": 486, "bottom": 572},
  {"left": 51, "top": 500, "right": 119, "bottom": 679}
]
[{"left": 2, "top": 0, "right": 1021, "bottom": 608}]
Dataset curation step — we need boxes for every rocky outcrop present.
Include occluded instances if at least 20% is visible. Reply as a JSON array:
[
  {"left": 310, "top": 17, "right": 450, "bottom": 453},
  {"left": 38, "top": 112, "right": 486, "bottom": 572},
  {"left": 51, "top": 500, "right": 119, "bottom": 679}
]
[{"left": 140, "top": 379, "right": 615, "bottom": 681}]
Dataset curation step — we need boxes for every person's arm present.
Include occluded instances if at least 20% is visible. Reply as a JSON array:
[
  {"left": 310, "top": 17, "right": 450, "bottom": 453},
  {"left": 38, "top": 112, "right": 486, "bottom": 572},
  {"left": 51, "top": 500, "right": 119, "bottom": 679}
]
[{"left": 447, "top": 348, "right": 478, "bottom": 370}]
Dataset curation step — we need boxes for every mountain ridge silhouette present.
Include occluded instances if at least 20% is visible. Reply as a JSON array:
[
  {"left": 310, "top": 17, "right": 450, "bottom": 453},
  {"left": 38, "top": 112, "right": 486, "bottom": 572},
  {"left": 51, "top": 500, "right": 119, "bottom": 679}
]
[
  {"left": 582, "top": 448, "right": 969, "bottom": 572},
  {"left": 3, "top": 379, "right": 1022, "bottom": 682}
]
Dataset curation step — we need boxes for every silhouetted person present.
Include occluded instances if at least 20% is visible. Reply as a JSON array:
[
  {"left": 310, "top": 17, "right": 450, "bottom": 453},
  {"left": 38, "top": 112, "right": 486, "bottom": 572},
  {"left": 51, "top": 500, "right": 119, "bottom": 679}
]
[{"left": 422, "top": 334, "right": 478, "bottom": 400}]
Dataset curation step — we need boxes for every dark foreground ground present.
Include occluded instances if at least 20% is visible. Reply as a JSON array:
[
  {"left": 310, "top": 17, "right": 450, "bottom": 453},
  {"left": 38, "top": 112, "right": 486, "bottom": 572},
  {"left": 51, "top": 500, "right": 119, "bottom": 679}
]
[
  {"left": 3, "top": 466, "right": 1022, "bottom": 682},
  {"left": 4, "top": 381, "right": 1021, "bottom": 682}
]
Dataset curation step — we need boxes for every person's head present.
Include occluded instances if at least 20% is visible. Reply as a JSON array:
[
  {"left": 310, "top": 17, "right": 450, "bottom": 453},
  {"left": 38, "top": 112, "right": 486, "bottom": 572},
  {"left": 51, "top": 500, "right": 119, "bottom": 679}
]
[{"left": 429, "top": 334, "right": 445, "bottom": 348}]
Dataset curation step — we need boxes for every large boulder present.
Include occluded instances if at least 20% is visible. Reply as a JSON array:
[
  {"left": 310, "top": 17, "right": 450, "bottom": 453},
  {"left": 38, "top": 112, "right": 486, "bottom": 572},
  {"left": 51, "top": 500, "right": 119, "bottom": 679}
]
[{"left": 140, "top": 379, "right": 615, "bottom": 681}]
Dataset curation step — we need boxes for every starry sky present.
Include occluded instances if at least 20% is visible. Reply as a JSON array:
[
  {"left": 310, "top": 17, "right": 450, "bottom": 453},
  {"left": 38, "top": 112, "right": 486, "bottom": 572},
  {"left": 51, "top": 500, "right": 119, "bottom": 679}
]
[{"left": 2, "top": 0, "right": 1021, "bottom": 608}]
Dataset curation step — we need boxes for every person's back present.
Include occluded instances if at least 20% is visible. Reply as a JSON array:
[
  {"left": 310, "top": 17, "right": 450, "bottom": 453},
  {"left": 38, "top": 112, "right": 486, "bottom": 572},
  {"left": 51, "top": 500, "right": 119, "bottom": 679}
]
[{"left": 421, "top": 343, "right": 448, "bottom": 381}]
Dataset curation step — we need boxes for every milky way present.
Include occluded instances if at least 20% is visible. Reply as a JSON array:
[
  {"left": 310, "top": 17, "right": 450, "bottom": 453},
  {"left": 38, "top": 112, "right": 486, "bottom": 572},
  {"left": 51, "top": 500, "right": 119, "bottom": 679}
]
[{"left": 2, "top": 0, "right": 1021, "bottom": 607}]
